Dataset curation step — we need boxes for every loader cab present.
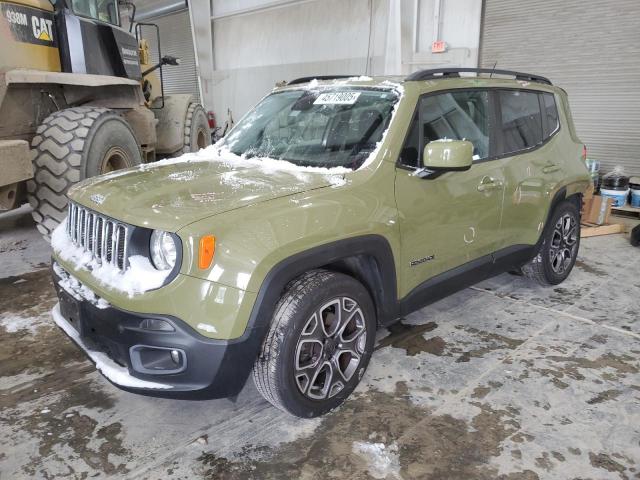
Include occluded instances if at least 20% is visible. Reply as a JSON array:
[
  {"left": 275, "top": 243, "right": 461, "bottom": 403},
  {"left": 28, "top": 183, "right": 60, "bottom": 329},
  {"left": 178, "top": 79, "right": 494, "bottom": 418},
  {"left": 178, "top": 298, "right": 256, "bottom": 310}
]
[
  {"left": 68, "top": 0, "right": 120, "bottom": 26},
  {"left": 53, "top": 0, "right": 142, "bottom": 79}
]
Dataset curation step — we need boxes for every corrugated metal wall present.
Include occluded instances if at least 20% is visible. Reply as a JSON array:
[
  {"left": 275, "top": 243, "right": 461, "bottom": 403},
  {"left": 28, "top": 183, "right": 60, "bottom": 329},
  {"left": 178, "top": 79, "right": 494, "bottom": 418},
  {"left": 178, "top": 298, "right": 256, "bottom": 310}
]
[
  {"left": 480, "top": 0, "right": 640, "bottom": 177},
  {"left": 144, "top": 10, "right": 200, "bottom": 102}
]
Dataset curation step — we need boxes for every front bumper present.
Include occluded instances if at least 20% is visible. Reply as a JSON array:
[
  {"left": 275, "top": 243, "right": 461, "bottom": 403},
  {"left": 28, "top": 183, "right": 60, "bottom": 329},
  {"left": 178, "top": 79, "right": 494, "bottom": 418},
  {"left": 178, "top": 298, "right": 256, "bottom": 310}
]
[{"left": 51, "top": 264, "right": 256, "bottom": 399}]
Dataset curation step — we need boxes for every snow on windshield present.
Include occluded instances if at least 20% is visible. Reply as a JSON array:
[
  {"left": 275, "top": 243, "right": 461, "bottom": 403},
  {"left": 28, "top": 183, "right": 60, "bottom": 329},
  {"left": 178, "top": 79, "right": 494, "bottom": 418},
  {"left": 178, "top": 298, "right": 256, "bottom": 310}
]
[
  {"left": 89, "top": 80, "right": 404, "bottom": 187},
  {"left": 222, "top": 84, "right": 402, "bottom": 171}
]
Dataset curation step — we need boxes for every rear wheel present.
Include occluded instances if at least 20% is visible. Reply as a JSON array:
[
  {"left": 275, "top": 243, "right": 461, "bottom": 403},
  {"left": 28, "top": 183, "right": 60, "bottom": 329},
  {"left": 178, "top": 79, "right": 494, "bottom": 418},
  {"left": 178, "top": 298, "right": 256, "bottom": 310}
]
[
  {"left": 27, "top": 107, "right": 142, "bottom": 239},
  {"left": 177, "top": 103, "right": 211, "bottom": 155},
  {"left": 253, "top": 270, "right": 376, "bottom": 417},
  {"left": 522, "top": 201, "right": 580, "bottom": 285}
]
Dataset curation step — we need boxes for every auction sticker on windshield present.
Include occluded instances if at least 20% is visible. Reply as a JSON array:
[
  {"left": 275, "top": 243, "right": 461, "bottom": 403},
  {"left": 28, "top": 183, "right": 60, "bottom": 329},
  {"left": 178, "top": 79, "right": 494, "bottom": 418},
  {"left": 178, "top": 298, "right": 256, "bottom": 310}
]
[{"left": 314, "top": 92, "right": 361, "bottom": 105}]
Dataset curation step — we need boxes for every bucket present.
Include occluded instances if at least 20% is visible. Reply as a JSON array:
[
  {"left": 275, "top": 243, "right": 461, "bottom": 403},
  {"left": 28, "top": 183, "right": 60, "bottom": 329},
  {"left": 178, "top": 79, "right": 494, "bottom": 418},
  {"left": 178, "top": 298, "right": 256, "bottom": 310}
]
[
  {"left": 630, "top": 177, "right": 640, "bottom": 208},
  {"left": 600, "top": 188, "right": 629, "bottom": 207}
]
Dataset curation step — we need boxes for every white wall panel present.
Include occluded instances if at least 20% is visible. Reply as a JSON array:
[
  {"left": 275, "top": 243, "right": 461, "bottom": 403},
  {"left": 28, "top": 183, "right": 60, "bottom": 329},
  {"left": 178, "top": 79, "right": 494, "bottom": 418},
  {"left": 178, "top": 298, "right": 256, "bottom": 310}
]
[
  {"left": 213, "top": 0, "right": 373, "bottom": 70},
  {"left": 210, "top": 0, "right": 481, "bottom": 122},
  {"left": 211, "top": 0, "right": 387, "bottom": 121}
]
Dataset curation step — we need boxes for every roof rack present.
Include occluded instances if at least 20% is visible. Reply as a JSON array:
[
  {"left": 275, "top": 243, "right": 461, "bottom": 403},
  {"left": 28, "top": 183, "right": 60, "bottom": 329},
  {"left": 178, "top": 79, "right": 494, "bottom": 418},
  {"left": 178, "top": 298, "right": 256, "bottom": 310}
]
[
  {"left": 404, "top": 68, "right": 552, "bottom": 85},
  {"left": 287, "top": 75, "right": 357, "bottom": 85}
]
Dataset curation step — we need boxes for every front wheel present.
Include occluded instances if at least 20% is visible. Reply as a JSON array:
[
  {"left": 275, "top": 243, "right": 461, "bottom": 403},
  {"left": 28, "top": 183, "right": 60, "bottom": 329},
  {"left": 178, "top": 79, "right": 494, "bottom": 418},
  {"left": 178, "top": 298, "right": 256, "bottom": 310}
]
[
  {"left": 522, "top": 200, "right": 581, "bottom": 285},
  {"left": 253, "top": 270, "right": 376, "bottom": 417},
  {"left": 27, "top": 107, "right": 142, "bottom": 238}
]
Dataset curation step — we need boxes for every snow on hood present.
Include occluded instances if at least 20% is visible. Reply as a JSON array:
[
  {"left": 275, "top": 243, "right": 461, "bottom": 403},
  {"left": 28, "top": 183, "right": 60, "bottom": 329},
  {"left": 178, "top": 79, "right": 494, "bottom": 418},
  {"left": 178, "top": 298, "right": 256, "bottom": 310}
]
[{"left": 67, "top": 81, "right": 404, "bottom": 231}]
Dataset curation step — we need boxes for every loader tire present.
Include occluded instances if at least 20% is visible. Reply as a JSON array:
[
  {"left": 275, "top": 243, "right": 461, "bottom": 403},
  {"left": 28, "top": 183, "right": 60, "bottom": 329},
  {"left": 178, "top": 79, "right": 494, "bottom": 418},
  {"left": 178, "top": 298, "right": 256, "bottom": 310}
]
[
  {"left": 27, "top": 107, "right": 142, "bottom": 240},
  {"left": 175, "top": 103, "right": 211, "bottom": 156}
]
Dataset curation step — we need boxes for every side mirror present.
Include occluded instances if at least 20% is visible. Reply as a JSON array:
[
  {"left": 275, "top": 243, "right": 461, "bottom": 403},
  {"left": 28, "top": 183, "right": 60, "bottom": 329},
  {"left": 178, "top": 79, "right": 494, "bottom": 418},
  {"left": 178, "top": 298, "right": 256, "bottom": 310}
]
[
  {"left": 422, "top": 140, "right": 473, "bottom": 172},
  {"left": 162, "top": 55, "right": 180, "bottom": 66}
]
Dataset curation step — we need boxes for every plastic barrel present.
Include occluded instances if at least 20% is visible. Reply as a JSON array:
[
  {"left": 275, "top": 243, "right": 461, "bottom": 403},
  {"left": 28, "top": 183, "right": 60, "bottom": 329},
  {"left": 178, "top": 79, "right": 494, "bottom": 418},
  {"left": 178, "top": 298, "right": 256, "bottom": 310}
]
[{"left": 602, "top": 173, "right": 629, "bottom": 190}]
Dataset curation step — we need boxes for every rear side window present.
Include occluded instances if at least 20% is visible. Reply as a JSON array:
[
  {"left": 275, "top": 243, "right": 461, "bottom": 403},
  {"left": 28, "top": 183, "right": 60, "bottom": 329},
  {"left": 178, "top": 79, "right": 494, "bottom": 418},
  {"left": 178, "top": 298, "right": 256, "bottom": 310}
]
[
  {"left": 420, "top": 90, "right": 490, "bottom": 160},
  {"left": 542, "top": 93, "right": 559, "bottom": 138},
  {"left": 497, "top": 90, "right": 543, "bottom": 155}
]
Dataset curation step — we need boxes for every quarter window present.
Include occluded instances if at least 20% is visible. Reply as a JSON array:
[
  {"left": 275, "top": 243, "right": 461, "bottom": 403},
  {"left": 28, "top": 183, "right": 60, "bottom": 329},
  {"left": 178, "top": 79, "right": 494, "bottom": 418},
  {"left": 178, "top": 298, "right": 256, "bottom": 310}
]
[
  {"left": 399, "top": 114, "right": 420, "bottom": 168},
  {"left": 497, "top": 90, "right": 543, "bottom": 155},
  {"left": 542, "top": 93, "right": 559, "bottom": 138}
]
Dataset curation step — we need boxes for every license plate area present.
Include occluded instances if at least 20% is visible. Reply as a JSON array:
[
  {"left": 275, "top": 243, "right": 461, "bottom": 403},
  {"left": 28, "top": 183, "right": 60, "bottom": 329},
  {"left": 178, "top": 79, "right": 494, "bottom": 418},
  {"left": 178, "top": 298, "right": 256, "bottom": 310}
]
[{"left": 59, "top": 290, "right": 83, "bottom": 336}]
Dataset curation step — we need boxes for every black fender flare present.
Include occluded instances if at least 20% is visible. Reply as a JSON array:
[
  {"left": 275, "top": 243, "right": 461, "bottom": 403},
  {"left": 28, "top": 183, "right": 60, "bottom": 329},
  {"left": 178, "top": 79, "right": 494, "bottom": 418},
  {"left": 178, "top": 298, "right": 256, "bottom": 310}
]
[
  {"left": 226, "top": 235, "right": 399, "bottom": 395},
  {"left": 535, "top": 186, "right": 567, "bottom": 249}
]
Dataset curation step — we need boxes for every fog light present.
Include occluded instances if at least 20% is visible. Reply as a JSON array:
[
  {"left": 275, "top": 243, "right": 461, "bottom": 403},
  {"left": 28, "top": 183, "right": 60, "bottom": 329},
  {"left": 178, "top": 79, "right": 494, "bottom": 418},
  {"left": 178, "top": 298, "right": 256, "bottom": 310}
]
[
  {"left": 170, "top": 349, "right": 180, "bottom": 364},
  {"left": 139, "top": 318, "right": 174, "bottom": 332},
  {"left": 130, "top": 345, "right": 187, "bottom": 375}
]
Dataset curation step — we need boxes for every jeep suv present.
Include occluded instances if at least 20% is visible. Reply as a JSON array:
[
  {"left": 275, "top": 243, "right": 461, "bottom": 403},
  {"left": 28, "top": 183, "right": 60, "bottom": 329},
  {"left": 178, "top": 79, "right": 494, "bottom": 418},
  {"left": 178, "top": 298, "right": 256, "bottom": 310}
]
[{"left": 50, "top": 68, "right": 590, "bottom": 417}]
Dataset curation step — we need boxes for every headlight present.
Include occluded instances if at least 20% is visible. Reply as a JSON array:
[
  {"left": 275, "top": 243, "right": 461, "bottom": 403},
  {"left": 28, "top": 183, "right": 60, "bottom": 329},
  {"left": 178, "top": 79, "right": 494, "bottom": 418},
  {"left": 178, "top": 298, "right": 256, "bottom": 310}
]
[{"left": 150, "top": 230, "right": 177, "bottom": 270}]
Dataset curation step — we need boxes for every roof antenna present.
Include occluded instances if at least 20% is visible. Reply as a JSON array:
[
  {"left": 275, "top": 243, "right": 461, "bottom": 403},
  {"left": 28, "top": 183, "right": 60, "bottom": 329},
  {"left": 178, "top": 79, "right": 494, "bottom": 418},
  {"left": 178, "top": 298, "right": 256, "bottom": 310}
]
[{"left": 489, "top": 61, "right": 497, "bottom": 78}]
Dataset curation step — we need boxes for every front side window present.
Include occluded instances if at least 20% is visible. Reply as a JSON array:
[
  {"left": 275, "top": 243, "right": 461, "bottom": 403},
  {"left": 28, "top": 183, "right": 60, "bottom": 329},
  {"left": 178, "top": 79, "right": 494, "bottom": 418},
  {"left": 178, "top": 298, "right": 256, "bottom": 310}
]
[
  {"left": 223, "top": 88, "right": 399, "bottom": 170},
  {"left": 72, "top": 0, "right": 119, "bottom": 25},
  {"left": 399, "top": 89, "right": 490, "bottom": 168},
  {"left": 421, "top": 90, "right": 490, "bottom": 161},
  {"left": 497, "top": 90, "right": 543, "bottom": 155}
]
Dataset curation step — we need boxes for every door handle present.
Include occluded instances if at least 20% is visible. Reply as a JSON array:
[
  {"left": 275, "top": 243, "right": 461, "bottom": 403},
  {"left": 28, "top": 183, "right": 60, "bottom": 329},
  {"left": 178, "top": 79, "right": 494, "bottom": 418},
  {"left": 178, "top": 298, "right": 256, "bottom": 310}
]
[
  {"left": 477, "top": 177, "right": 501, "bottom": 192},
  {"left": 542, "top": 163, "right": 561, "bottom": 174}
]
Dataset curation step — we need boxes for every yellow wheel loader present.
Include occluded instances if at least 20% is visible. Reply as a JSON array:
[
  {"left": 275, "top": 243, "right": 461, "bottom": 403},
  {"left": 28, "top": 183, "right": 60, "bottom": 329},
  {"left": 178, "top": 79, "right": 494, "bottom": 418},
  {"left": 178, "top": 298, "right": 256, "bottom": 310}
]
[{"left": 0, "top": 0, "right": 211, "bottom": 237}]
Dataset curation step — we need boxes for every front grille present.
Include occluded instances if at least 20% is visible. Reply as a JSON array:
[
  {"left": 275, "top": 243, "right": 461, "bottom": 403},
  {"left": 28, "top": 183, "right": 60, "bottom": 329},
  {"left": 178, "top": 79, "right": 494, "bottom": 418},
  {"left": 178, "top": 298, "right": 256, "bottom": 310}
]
[{"left": 67, "top": 202, "right": 129, "bottom": 271}]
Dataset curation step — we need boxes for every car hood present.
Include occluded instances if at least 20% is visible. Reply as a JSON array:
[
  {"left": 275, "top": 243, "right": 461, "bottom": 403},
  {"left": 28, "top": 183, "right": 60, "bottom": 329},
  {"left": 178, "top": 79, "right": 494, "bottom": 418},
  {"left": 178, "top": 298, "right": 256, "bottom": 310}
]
[{"left": 68, "top": 155, "right": 345, "bottom": 231}]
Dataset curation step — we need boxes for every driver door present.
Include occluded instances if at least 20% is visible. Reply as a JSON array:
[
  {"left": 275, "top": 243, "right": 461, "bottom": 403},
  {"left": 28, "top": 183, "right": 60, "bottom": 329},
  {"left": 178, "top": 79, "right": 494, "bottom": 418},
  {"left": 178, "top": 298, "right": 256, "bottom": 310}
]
[{"left": 395, "top": 89, "right": 505, "bottom": 297}]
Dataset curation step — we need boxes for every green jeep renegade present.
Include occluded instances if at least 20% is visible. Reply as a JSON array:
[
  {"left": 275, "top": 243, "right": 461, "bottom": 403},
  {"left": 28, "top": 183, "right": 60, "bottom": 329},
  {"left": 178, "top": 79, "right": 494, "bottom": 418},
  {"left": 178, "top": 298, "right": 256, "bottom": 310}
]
[{"left": 50, "top": 68, "right": 591, "bottom": 417}]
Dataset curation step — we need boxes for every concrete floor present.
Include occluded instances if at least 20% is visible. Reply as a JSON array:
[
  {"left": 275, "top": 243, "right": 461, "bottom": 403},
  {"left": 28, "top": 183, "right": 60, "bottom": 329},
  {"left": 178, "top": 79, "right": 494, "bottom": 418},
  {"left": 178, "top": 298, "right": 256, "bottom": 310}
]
[{"left": 1, "top": 206, "right": 639, "bottom": 479}]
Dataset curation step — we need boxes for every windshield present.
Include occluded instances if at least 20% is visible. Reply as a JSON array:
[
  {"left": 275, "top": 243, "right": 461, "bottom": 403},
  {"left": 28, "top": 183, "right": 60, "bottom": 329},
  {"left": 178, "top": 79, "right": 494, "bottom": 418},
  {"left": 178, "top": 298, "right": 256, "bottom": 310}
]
[
  {"left": 222, "top": 88, "right": 399, "bottom": 170},
  {"left": 72, "top": 0, "right": 119, "bottom": 25}
]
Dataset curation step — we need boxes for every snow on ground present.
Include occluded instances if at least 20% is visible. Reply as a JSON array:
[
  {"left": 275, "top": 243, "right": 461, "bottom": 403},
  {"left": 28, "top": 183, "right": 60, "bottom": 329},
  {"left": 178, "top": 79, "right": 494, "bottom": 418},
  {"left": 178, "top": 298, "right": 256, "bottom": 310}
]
[
  {"left": 0, "top": 313, "right": 49, "bottom": 335},
  {"left": 352, "top": 441, "right": 402, "bottom": 479}
]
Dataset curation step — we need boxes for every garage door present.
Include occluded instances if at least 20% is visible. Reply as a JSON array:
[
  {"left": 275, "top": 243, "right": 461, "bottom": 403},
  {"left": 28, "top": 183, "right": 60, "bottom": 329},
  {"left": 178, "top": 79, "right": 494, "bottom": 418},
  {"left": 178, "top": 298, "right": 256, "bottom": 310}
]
[
  {"left": 479, "top": 0, "right": 640, "bottom": 177},
  {"left": 144, "top": 10, "right": 200, "bottom": 103}
]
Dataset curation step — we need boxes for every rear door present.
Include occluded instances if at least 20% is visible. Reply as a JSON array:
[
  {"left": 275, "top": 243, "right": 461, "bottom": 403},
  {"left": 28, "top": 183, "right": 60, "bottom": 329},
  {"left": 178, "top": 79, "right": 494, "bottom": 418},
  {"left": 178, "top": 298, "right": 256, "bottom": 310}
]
[
  {"left": 395, "top": 89, "right": 506, "bottom": 297},
  {"left": 495, "top": 89, "right": 565, "bottom": 246}
]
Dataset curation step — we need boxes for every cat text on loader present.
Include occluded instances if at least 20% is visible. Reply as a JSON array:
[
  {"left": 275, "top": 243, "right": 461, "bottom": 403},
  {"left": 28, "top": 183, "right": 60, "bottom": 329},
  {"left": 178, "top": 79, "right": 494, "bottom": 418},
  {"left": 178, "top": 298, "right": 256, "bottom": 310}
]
[{"left": 0, "top": 0, "right": 211, "bottom": 237}]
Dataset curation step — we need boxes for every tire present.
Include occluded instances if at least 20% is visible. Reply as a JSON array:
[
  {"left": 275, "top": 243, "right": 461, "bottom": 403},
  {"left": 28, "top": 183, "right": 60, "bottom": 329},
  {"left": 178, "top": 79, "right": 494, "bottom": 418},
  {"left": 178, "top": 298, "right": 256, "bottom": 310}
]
[
  {"left": 253, "top": 269, "right": 376, "bottom": 418},
  {"left": 522, "top": 200, "right": 581, "bottom": 286},
  {"left": 177, "top": 103, "right": 211, "bottom": 155},
  {"left": 27, "top": 107, "right": 142, "bottom": 239}
]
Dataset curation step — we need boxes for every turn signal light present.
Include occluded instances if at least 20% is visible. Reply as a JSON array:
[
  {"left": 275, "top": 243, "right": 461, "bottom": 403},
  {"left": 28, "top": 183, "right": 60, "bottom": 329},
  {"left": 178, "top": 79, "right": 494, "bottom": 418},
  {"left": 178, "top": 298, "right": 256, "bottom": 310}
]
[{"left": 198, "top": 235, "right": 215, "bottom": 269}]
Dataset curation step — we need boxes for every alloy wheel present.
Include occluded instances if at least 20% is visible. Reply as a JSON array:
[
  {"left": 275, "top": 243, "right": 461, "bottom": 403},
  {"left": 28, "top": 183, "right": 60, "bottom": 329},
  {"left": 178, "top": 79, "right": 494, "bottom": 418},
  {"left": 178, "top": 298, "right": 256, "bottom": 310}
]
[
  {"left": 549, "top": 213, "right": 578, "bottom": 274},
  {"left": 294, "top": 297, "right": 367, "bottom": 400}
]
